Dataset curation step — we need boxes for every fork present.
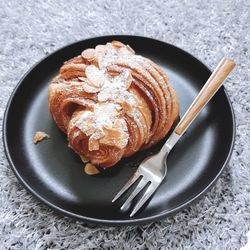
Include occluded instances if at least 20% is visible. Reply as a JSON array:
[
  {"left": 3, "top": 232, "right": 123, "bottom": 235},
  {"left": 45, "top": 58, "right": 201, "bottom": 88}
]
[{"left": 112, "top": 58, "right": 235, "bottom": 217}]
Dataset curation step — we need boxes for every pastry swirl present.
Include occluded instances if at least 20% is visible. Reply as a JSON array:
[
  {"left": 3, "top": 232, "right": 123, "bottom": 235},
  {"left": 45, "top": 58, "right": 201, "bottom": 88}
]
[{"left": 48, "top": 41, "right": 179, "bottom": 167}]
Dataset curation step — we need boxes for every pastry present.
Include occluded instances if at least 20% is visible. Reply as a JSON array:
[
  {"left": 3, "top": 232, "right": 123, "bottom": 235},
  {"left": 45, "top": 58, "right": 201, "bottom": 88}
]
[{"left": 48, "top": 41, "right": 179, "bottom": 168}]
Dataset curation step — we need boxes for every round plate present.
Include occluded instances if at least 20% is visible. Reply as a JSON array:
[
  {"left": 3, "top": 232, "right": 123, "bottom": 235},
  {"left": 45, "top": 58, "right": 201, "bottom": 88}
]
[{"left": 3, "top": 36, "right": 235, "bottom": 225}]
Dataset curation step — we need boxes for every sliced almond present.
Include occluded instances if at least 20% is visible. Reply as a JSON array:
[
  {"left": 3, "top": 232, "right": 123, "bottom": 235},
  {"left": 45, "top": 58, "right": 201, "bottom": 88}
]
[
  {"left": 81, "top": 48, "right": 95, "bottom": 61},
  {"left": 100, "top": 128, "right": 128, "bottom": 149},
  {"left": 60, "top": 64, "right": 86, "bottom": 80},
  {"left": 97, "top": 88, "right": 110, "bottom": 102},
  {"left": 90, "top": 129, "right": 105, "bottom": 140},
  {"left": 113, "top": 118, "right": 127, "bottom": 131},
  {"left": 99, "top": 135, "right": 116, "bottom": 147},
  {"left": 124, "top": 71, "right": 133, "bottom": 89},
  {"left": 83, "top": 125, "right": 96, "bottom": 136},
  {"left": 120, "top": 100, "right": 133, "bottom": 113},
  {"left": 84, "top": 163, "right": 100, "bottom": 175},
  {"left": 118, "top": 47, "right": 133, "bottom": 55},
  {"left": 95, "top": 45, "right": 107, "bottom": 68},
  {"left": 111, "top": 40, "right": 124, "bottom": 48},
  {"left": 74, "top": 112, "right": 96, "bottom": 136},
  {"left": 78, "top": 76, "right": 87, "bottom": 82},
  {"left": 33, "top": 131, "right": 50, "bottom": 144},
  {"left": 95, "top": 45, "right": 106, "bottom": 53},
  {"left": 102, "top": 118, "right": 128, "bottom": 149},
  {"left": 114, "top": 104, "right": 122, "bottom": 111},
  {"left": 118, "top": 131, "right": 129, "bottom": 149},
  {"left": 126, "top": 44, "right": 135, "bottom": 54},
  {"left": 111, "top": 69, "right": 132, "bottom": 90},
  {"left": 85, "top": 65, "right": 105, "bottom": 88},
  {"left": 88, "top": 138, "right": 99, "bottom": 151},
  {"left": 82, "top": 82, "right": 100, "bottom": 93}
]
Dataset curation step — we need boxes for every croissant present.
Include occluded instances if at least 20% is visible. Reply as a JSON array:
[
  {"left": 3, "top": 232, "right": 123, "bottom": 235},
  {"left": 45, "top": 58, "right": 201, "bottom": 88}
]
[{"left": 48, "top": 41, "right": 179, "bottom": 168}]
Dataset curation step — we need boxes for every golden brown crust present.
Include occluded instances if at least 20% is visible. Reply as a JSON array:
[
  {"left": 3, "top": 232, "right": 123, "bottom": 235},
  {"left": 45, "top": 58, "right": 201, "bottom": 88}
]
[{"left": 48, "top": 41, "right": 179, "bottom": 167}]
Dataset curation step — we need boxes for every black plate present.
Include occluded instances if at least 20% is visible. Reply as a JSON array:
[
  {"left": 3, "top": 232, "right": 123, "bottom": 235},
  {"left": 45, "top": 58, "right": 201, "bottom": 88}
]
[{"left": 3, "top": 36, "right": 235, "bottom": 225}]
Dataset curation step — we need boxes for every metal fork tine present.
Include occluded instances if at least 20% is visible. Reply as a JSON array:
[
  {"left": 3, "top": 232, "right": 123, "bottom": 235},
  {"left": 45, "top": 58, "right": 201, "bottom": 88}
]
[
  {"left": 120, "top": 179, "right": 147, "bottom": 210},
  {"left": 112, "top": 171, "right": 141, "bottom": 203},
  {"left": 130, "top": 183, "right": 159, "bottom": 217}
]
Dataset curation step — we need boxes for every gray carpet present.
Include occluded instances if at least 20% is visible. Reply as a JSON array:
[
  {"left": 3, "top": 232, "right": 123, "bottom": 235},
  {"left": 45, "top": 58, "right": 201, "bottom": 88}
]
[{"left": 0, "top": 0, "right": 249, "bottom": 249}]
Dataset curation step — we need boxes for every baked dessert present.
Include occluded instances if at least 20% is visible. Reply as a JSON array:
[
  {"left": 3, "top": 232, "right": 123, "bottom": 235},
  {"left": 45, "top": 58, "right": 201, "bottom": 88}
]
[{"left": 48, "top": 41, "right": 179, "bottom": 168}]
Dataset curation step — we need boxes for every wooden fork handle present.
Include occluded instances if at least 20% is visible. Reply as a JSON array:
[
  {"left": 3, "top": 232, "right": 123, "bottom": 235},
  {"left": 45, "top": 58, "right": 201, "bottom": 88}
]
[{"left": 175, "top": 58, "right": 236, "bottom": 135}]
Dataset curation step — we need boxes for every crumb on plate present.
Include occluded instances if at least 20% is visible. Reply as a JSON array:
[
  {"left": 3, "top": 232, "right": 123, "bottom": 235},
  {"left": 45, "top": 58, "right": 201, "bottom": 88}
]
[
  {"left": 33, "top": 131, "right": 50, "bottom": 144},
  {"left": 84, "top": 163, "right": 100, "bottom": 175}
]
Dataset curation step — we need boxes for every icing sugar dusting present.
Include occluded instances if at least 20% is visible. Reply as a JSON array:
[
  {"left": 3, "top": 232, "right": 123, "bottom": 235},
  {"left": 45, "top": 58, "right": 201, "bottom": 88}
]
[
  {"left": 72, "top": 43, "right": 142, "bottom": 151},
  {"left": 97, "top": 69, "right": 132, "bottom": 103},
  {"left": 75, "top": 103, "right": 129, "bottom": 150}
]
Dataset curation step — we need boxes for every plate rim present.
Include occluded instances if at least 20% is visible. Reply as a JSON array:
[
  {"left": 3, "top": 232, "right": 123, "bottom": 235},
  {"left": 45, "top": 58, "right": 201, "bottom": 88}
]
[{"left": 2, "top": 35, "right": 236, "bottom": 225}]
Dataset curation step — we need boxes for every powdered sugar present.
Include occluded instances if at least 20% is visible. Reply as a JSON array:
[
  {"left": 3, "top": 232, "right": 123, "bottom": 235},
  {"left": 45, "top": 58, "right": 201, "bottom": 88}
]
[
  {"left": 71, "top": 43, "right": 144, "bottom": 151},
  {"left": 97, "top": 69, "right": 132, "bottom": 103},
  {"left": 75, "top": 103, "right": 129, "bottom": 150}
]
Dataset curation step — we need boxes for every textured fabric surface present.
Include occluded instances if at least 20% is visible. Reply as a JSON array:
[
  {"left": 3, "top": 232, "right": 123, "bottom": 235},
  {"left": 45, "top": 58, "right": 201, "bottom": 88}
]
[{"left": 0, "top": 0, "right": 249, "bottom": 249}]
